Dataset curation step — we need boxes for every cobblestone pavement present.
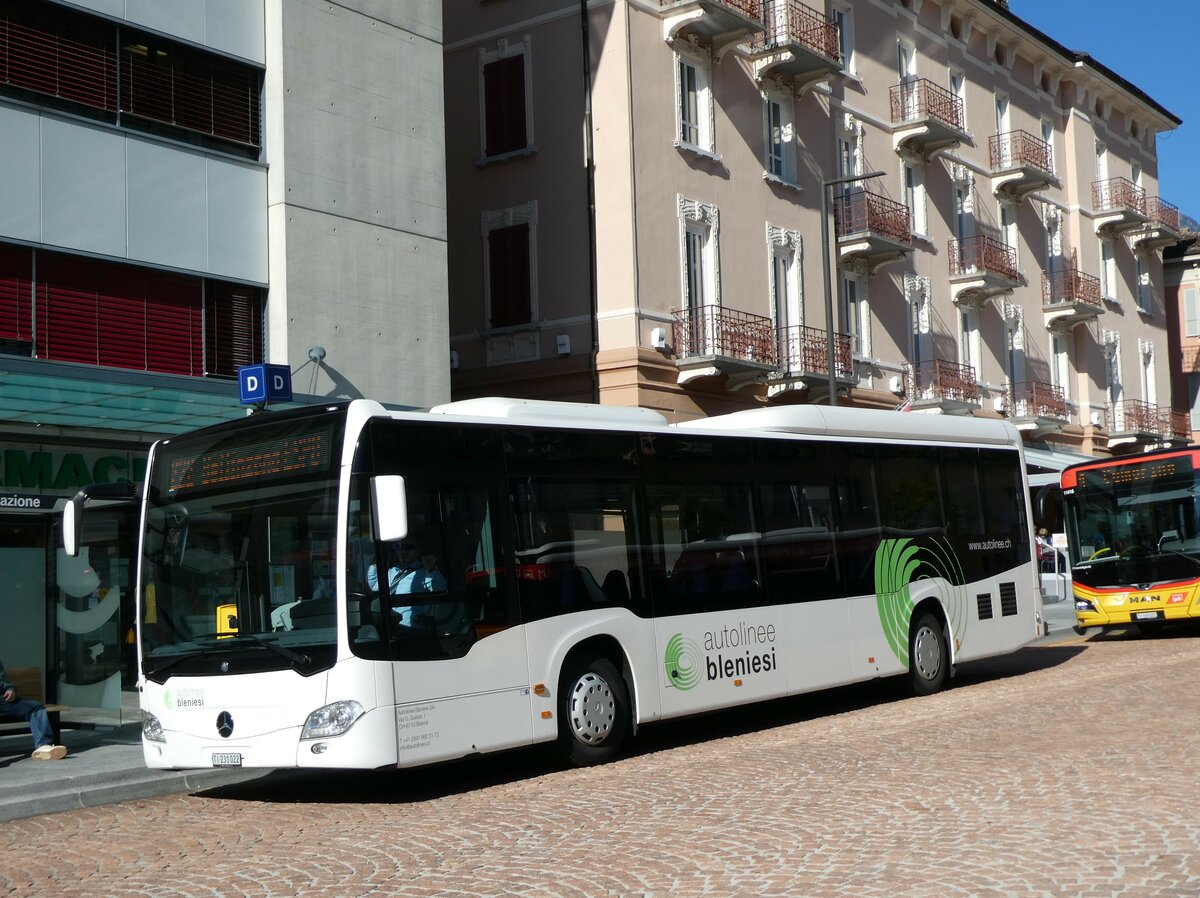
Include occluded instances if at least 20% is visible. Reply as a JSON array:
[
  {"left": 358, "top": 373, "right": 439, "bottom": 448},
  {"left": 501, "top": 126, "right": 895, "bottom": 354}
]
[{"left": 3, "top": 630, "right": 1199, "bottom": 898}]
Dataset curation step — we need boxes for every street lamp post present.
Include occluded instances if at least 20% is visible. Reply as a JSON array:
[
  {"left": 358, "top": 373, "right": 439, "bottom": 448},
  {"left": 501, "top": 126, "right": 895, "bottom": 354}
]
[{"left": 821, "top": 171, "right": 885, "bottom": 406}]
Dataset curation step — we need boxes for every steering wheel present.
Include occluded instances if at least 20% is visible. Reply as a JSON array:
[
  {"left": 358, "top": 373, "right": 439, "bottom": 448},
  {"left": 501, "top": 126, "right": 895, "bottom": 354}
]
[{"left": 1088, "top": 547, "right": 1112, "bottom": 561}]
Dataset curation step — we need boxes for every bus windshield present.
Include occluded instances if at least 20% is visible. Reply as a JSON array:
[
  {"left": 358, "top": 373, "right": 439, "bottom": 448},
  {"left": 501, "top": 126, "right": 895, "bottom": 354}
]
[
  {"left": 139, "top": 409, "right": 344, "bottom": 682},
  {"left": 1064, "top": 453, "right": 1200, "bottom": 588}
]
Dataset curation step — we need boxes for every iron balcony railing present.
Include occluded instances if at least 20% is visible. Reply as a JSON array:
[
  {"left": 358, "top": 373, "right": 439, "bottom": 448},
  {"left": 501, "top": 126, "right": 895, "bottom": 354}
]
[
  {"left": 833, "top": 190, "right": 911, "bottom": 245},
  {"left": 905, "top": 359, "right": 980, "bottom": 404},
  {"left": 659, "top": 0, "right": 763, "bottom": 17},
  {"left": 672, "top": 304, "right": 777, "bottom": 365},
  {"left": 1010, "top": 381, "right": 1067, "bottom": 421},
  {"left": 949, "top": 235, "right": 1019, "bottom": 282},
  {"left": 1107, "top": 399, "right": 1161, "bottom": 435},
  {"left": 889, "top": 77, "right": 964, "bottom": 131},
  {"left": 1147, "top": 196, "right": 1181, "bottom": 232},
  {"left": 1042, "top": 267, "right": 1102, "bottom": 310},
  {"left": 1161, "top": 408, "right": 1191, "bottom": 441},
  {"left": 750, "top": 0, "right": 840, "bottom": 61},
  {"left": 1092, "top": 177, "right": 1147, "bottom": 216},
  {"left": 989, "top": 130, "right": 1053, "bottom": 173},
  {"left": 777, "top": 324, "right": 853, "bottom": 380}
]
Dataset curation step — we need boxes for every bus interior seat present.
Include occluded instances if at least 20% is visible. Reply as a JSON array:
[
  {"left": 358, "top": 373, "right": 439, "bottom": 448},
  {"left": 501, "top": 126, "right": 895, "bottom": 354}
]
[{"left": 601, "top": 569, "right": 629, "bottom": 603}]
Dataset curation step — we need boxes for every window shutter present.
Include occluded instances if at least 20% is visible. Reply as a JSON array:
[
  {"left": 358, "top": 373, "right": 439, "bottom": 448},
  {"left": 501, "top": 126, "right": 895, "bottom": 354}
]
[
  {"left": 488, "top": 223, "right": 531, "bottom": 328},
  {"left": 1186, "top": 287, "right": 1199, "bottom": 339},
  {"left": 0, "top": 244, "right": 33, "bottom": 344},
  {"left": 38, "top": 254, "right": 100, "bottom": 365},
  {"left": 97, "top": 263, "right": 147, "bottom": 371},
  {"left": 483, "top": 53, "right": 526, "bottom": 157},
  {"left": 0, "top": 3, "right": 117, "bottom": 112},
  {"left": 146, "top": 271, "right": 201, "bottom": 375},
  {"left": 205, "top": 282, "right": 263, "bottom": 377}
]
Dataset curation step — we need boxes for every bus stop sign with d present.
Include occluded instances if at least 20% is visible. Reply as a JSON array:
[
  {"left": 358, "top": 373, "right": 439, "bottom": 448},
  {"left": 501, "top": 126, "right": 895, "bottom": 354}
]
[{"left": 238, "top": 364, "right": 293, "bottom": 404}]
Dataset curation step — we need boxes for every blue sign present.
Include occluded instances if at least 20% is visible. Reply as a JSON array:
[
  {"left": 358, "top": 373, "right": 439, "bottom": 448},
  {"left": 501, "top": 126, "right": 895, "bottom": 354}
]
[{"left": 237, "top": 364, "right": 293, "bottom": 404}]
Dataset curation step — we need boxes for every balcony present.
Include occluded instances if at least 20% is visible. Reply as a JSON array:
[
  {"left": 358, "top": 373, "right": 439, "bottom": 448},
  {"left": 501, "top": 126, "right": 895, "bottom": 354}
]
[
  {"left": 671, "top": 304, "right": 777, "bottom": 389},
  {"left": 1008, "top": 381, "right": 1068, "bottom": 436},
  {"left": 1092, "top": 177, "right": 1148, "bottom": 236},
  {"left": 904, "top": 359, "right": 981, "bottom": 415},
  {"left": 660, "top": 0, "right": 764, "bottom": 57},
  {"left": 1130, "top": 196, "right": 1183, "bottom": 252},
  {"left": 948, "top": 235, "right": 1020, "bottom": 307},
  {"left": 749, "top": 0, "right": 841, "bottom": 91},
  {"left": 989, "top": 130, "right": 1059, "bottom": 201},
  {"left": 1106, "top": 399, "right": 1163, "bottom": 450},
  {"left": 890, "top": 78, "right": 968, "bottom": 159},
  {"left": 1042, "top": 267, "right": 1103, "bottom": 330},
  {"left": 833, "top": 189, "right": 912, "bottom": 271},
  {"left": 1159, "top": 408, "right": 1192, "bottom": 446},
  {"left": 768, "top": 324, "right": 854, "bottom": 398}
]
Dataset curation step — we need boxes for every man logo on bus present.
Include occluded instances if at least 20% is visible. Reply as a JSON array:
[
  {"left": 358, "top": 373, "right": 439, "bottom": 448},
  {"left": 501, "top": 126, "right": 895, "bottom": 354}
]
[{"left": 663, "top": 633, "right": 703, "bottom": 690}]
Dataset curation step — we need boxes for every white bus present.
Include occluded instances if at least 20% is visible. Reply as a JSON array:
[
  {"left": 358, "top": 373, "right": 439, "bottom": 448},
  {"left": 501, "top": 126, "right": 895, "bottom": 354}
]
[{"left": 65, "top": 398, "right": 1042, "bottom": 770}]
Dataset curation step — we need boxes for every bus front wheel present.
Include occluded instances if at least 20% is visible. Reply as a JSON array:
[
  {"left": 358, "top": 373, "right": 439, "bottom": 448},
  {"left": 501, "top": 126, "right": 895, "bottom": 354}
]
[
  {"left": 909, "top": 612, "right": 948, "bottom": 696},
  {"left": 558, "top": 652, "right": 630, "bottom": 767}
]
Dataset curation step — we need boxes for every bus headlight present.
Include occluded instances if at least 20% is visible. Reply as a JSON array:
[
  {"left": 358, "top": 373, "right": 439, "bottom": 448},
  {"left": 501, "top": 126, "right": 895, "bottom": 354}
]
[
  {"left": 142, "top": 711, "right": 166, "bottom": 743},
  {"left": 301, "top": 700, "right": 364, "bottom": 740},
  {"left": 1075, "top": 598, "right": 1096, "bottom": 613}
]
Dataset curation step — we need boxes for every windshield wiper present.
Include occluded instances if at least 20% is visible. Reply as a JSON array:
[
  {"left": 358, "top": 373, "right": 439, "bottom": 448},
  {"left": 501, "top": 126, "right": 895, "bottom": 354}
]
[
  {"left": 1158, "top": 546, "right": 1200, "bottom": 569},
  {"left": 145, "top": 632, "right": 311, "bottom": 679},
  {"left": 233, "top": 632, "right": 312, "bottom": 666}
]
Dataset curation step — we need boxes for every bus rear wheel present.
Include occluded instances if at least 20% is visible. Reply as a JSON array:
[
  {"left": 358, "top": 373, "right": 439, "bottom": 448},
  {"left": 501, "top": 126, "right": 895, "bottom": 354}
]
[
  {"left": 558, "top": 653, "right": 630, "bottom": 767},
  {"left": 908, "top": 612, "right": 948, "bottom": 696}
]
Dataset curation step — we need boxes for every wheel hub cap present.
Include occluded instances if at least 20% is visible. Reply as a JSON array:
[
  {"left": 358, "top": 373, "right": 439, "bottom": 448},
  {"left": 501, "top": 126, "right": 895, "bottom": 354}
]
[
  {"left": 913, "top": 626, "right": 941, "bottom": 680},
  {"left": 568, "top": 672, "right": 615, "bottom": 744}
]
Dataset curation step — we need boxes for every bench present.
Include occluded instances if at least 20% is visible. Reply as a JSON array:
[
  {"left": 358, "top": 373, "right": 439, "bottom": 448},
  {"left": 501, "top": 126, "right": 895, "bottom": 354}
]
[{"left": 0, "top": 667, "right": 69, "bottom": 743}]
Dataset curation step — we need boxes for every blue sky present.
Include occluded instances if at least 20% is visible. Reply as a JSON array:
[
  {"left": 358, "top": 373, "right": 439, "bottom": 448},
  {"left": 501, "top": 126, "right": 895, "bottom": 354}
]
[{"left": 1008, "top": 0, "right": 1197, "bottom": 223}]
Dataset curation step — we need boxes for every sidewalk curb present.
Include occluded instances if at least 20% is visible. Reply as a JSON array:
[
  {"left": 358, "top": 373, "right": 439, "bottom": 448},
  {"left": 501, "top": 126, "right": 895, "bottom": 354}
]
[{"left": 0, "top": 766, "right": 274, "bottom": 823}]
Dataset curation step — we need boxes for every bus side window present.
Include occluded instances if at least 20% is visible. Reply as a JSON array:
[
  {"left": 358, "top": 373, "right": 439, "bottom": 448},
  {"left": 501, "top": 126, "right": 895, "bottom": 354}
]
[{"left": 829, "top": 444, "right": 881, "bottom": 597}]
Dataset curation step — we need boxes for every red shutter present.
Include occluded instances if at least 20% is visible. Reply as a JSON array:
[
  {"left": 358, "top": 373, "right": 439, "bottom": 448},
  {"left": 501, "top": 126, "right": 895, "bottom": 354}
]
[
  {"left": 146, "top": 271, "right": 201, "bottom": 375},
  {"left": 0, "top": 243, "right": 33, "bottom": 343},
  {"left": 0, "top": 4, "right": 117, "bottom": 112},
  {"left": 98, "top": 263, "right": 146, "bottom": 370},
  {"left": 488, "top": 224, "right": 531, "bottom": 328},
  {"left": 205, "top": 282, "right": 263, "bottom": 377},
  {"left": 38, "top": 254, "right": 100, "bottom": 365},
  {"left": 483, "top": 54, "right": 526, "bottom": 157}
]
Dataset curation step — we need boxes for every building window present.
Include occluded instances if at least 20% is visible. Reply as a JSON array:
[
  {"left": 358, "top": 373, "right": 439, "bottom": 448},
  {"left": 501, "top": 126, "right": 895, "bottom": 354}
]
[
  {"left": 1187, "top": 373, "right": 1200, "bottom": 429},
  {"left": 1051, "top": 332, "right": 1070, "bottom": 398},
  {"left": 903, "top": 163, "right": 926, "bottom": 237},
  {"left": 482, "top": 203, "right": 537, "bottom": 329},
  {"left": 841, "top": 272, "right": 867, "bottom": 358},
  {"left": 1136, "top": 258, "right": 1151, "bottom": 313},
  {"left": 1095, "top": 140, "right": 1108, "bottom": 180},
  {"left": 959, "top": 307, "right": 980, "bottom": 378},
  {"left": 1000, "top": 202, "right": 1018, "bottom": 264},
  {"left": 0, "top": 243, "right": 260, "bottom": 377},
  {"left": 0, "top": 0, "right": 262, "bottom": 154},
  {"left": 949, "top": 69, "right": 966, "bottom": 128},
  {"left": 1131, "top": 162, "right": 1142, "bottom": 191},
  {"left": 767, "top": 227, "right": 802, "bottom": 335},
  {"left": 1141, "top": 340, "right": 1156, "bottom": 405},
  {"left": 1105, "top": 337, "right": 1122, "bottom": 406},
  {"left": 994, "top": 91, "right": 1010, "bottom": 135},
  {"left": 480, "top": 38, "right": 532, "bottom": 159},
  {"left": 1005, "top": 313, "right": 1024, "bottom": 385},
  {"left": 676, "top": 49, "right": 713, "bottom": 154},
  {"left": 1041, "top": 118, "right": 1055, "bottom": 173},
  {"left": 764, "top": 92, "right": 795, "bottom": 182},
  {"left": 678, "top": 196, "right": 720, "bottom": 313},
  {"left": 1184, "top": 286, "right": 1199, "bottom": 338},
  {"left": 832, "top": 3, "right": 855, "bottom": 76},
  {"left": 1099, "top": 238, "right": 1117, "bottom": 300},
  {"left": 906, "top": 275, "right": 930, "bottom": 366}
]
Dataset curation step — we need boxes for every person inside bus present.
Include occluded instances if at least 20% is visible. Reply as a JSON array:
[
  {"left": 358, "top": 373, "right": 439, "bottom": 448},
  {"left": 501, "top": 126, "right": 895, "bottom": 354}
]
[
  {"left": 0, "top": 658, "right": 67, "bottom": 761},
  {"left": 368, "top": 541, "right": 449, "bottom": 627}
]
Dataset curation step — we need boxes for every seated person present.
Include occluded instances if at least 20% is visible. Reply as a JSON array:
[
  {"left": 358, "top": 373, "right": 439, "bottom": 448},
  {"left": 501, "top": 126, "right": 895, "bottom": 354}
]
[{"left": 368, "top": 542, "right": 449, "bottom": 627}]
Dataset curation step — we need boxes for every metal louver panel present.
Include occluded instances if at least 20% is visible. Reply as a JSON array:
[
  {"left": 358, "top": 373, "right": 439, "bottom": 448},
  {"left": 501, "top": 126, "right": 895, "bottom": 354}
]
[
  {"left": 0, "top": 243, "right": 33, "bottom": 343},
  {"left": 1000, "top": 581, "right": 1018, "bottom": 617},
  {"left": 977, "top": 593, "right": 993, "bottom": 621},
  {"left": 204, "top": 282, "right": 263, "bottom": 377}
]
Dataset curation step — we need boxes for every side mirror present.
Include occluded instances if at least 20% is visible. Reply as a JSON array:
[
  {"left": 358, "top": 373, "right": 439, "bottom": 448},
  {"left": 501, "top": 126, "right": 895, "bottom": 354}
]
[
  {"left": 372, "top": 475, "right": 408, "bottom": 542},
  {"left": 63, "top": 492, "right": 85, "bottom": 557}
]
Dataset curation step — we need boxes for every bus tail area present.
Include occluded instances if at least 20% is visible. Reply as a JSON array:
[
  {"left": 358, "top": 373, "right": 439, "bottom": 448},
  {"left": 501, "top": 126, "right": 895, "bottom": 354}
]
[{"left": 71, "top": 397, "right": 1041, "bottom": 772}]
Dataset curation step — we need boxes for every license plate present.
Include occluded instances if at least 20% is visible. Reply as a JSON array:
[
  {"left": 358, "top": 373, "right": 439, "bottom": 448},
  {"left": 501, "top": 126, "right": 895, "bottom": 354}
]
[
  {"left": 211, "top": 752, "right": 243, "bottom": 767},
  {"left": 1134, "top": 611, "right": 1161, "bottom": 621}
]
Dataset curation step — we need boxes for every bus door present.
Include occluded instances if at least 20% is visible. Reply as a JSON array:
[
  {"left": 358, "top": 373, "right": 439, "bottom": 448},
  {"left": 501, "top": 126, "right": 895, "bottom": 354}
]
[{"left": 360, "top": 422, "right": 530, "bottom": 767}]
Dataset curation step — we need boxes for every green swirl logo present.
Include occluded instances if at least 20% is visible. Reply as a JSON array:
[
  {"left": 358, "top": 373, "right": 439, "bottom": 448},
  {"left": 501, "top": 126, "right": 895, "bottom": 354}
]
[
  {"left": 874, "top": 537, "right": 967, "bottom": 666},
  {"left": 663, "top": 633, "right": 703, "bottom": 691}
]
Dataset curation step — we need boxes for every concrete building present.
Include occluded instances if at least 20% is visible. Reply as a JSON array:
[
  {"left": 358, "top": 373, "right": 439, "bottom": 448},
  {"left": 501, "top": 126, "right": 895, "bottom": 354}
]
[
  {"left": 0, "top": 0, "right": 447, "bottom": 722},
  {"left": 445, "top": 0, "right": 1184, "bottom": 456}
]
